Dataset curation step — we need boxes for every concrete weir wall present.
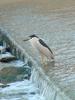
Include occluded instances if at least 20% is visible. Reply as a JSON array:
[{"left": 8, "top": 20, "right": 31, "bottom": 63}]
[
  {"left": 0, "top": 30, "right": 70, "bottom": 100},
  {"left": 0, "top": 30, "right": 31, "bottom": 63},
  {"left": 31, "top": 67, "right": 70, "bottom": 100}
]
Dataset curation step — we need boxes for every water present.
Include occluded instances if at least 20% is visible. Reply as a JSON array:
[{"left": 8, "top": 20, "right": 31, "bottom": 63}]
[
  {"left": 0, "top": 45, "right": 45, "bottom": 100},
  {"left": 0, "top": 80, "right": 45, "bottom": 100},
  {"left": 0, "top": 2, "right": 75, "bottom": 99}
]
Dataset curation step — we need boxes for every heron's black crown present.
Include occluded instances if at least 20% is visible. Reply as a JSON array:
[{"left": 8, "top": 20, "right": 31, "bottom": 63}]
[{"left": 29, "top": 34, "right": 38, "bottom": 38}]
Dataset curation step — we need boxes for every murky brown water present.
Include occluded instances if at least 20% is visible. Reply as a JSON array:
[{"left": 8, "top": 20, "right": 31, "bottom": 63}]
[{"left": 0, "top": 0, "right": 75, "bottom": 10}]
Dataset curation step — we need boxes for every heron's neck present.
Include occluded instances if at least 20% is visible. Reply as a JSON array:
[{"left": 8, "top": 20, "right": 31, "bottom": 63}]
[{"left": 29, "top": 37, "right": 39, "bottom": 47}]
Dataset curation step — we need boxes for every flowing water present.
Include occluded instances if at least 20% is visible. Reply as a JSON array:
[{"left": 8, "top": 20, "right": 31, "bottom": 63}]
[
  {"left": 0, "top": 44, "right": 45, "bottom": 100},
  {"left": 0, "top": 1, "right": 75, "bottom": 100},
  {"left": 0, "top": 80, "right": 45, "bottom": 100}
]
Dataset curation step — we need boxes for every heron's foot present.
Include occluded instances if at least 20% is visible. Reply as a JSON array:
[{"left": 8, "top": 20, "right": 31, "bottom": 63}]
[
  {"left": 43, "top": 61, "right": 48, "bottom": 66},
  {"left": 40, "top": 57, "right": 48, "bottom": 66},
  {"left": 41, "top": 58, "right": 55, "bottom": 67}
]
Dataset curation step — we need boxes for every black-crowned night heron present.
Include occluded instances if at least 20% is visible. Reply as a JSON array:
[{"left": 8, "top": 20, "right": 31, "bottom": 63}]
[{"left": 23, "top": 34, "right": 54, "bottom": 64}]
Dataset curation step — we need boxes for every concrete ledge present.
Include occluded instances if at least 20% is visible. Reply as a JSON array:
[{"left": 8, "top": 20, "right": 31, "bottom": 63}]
[
  {"left": 31, "top": 66, "right": 71, "bottom": 100},
  {"left": 0, "top": 30, "right": 71, "bottom": 100}
]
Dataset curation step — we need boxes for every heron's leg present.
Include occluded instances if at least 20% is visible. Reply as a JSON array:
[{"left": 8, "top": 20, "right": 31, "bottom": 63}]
[{"left": 40, "top": 53, "right": 48, "bottom": 65}]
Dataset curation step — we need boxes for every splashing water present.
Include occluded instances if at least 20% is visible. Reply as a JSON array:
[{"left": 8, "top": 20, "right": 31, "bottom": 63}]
[
  {"left": 0, "top": 79, "right": 45, "bottom": 100},
  {"left": 0, "top": 45, "right": 45, "bottom": 100}
]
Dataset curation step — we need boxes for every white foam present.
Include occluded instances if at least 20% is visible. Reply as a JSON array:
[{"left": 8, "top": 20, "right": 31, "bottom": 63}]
[
  {"left": 0, "top": 46, "right": 6, "bottom": 54},
  {"left": 0, "top": 52, "right": 15, "bottom": 59},
  {"left": 0, "top": 80, "right": 45, "bottom": 100},
  {"left": 9, "top": 60, "right": 25, "bottom": 67}
]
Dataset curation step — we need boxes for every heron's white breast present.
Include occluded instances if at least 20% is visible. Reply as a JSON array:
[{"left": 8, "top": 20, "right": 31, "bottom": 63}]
[
  {"left": 29, "top": 37, "right": 49, "bottom": 53},
  {"left": 29, "top": 37, "right": 53, "bottom": 59},
  {"left": 29, "top": 37, "right": 39, "bottom": 49}
]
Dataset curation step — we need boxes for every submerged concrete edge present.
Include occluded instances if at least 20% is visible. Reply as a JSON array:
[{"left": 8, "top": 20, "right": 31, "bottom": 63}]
[{"left": 0, "top": 29, "right": 71, "bottom": 100}]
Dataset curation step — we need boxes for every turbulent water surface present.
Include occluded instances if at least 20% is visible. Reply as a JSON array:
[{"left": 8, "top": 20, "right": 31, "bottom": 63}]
[
  {"left": 0, "top": 80, "right": 45, "bottom": 100},
  {"left": 0, "top": 45, "right": 45, "bottom": 100}
]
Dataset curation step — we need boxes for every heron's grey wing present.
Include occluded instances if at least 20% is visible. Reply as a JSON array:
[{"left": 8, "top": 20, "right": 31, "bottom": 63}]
[{"left": 39, "top": 39, "right": 53, "bottom": 54}]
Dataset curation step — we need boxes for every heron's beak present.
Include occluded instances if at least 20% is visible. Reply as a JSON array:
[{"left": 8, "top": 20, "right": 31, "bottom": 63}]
[{"left": 23, "top": 37, "right": 30, "bottom": 42}]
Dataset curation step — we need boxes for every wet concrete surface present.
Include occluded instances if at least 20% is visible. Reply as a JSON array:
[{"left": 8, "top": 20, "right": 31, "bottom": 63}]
[
  {"left": 0, "top": 45, "right": 31, "bottom": 84},
  {"left": 0, "top": 1, "right": 75, "bottom": 100}
]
